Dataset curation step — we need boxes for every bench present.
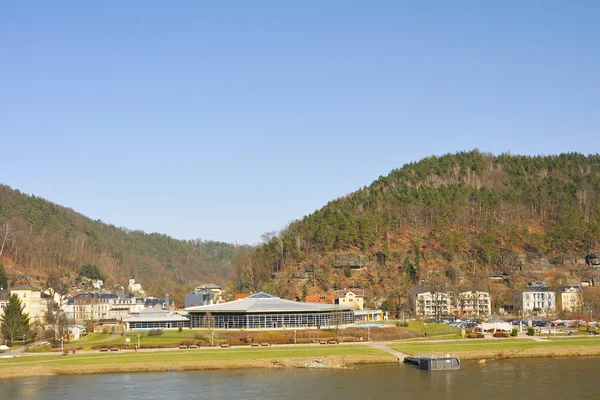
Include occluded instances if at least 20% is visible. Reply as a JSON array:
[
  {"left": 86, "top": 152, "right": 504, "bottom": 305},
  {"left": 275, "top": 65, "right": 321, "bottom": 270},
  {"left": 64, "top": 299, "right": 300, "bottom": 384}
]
[
  {"left": 220, "top": 343, "right": 230, "bottom": 348},
  {"left": 328, "top": 340, "right": 338, "bottom": 344},
  {"left": 110, "top": 348, "right": 120, "bottom": 352},
  {"left": 189, "top": 345, "right": 198, "bottom": 349},
  {"left": 100, "top": 348, "right": 109, "bottom": 352},
  {"left": 251, "top": 343, "right": 260, "bottom": 347},
  {"left": 179, "top": 345, "right": 188, "bottom": 349},
  {"left": 319, "top": 340, "right": 328, "bottom": 345},
  {"left": 260, "top": 343, "right": 271, "bottom": 347}
]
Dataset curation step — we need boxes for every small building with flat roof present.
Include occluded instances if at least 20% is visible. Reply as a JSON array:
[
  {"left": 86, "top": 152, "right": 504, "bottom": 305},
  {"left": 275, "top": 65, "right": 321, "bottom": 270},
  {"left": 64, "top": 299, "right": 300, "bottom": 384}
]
[{"left": 123, "top": 307, "right": 190, "bottom": 331}]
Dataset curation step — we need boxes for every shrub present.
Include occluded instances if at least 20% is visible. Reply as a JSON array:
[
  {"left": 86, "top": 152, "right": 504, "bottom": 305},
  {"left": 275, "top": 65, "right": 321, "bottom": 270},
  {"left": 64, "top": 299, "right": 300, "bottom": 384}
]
[
  {"left": 148, "top": 329, "right": 163, "bottom": 336},
  {"left": 511, "top": 328, "right": 518, "bottom": 337},
  {"left": 394, "top": 321, "right": 409, "bottom": 327},
  {"left": 102, "top": 327, "right": 110, "bottom": 334},
  {"left": 526, "top": 327, "right": 535, "bottom": 336},
  {"left": 180, "top": 339, "right": 195, "bottom": 347},
  {"left": 493, "top": 332, "right": 510, "bottom": 338},
  {"left": 178, "top": 326, "right": 183, "bottom": 333},
  {"left": 467, "top": 332, "right": 484, "bottom": 339}
]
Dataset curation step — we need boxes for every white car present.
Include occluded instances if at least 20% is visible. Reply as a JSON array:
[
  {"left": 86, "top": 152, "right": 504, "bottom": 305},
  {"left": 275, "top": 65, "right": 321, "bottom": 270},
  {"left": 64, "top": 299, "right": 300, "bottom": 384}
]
[{"left": 0, "top": 345, "right": 9, "bottom": 351}]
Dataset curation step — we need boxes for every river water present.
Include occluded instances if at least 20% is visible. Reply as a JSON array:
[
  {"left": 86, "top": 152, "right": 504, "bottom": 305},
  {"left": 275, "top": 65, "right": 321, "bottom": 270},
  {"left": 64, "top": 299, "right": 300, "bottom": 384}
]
[{"left": 2, "top": 357, "right": 600, "bottom": 399}]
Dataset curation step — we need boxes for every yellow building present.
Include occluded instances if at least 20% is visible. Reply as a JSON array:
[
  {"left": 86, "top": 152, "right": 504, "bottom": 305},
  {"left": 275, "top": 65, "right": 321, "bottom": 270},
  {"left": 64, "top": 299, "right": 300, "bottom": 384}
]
[
  {"left": 335, "top": 289, "right": 364, "bottom": 310},
  {"left": 9, "top": 285, "right": 44, "bottom": 322},
  {"left": 556, "top": 285, "right": 581, "bottom": 313}
]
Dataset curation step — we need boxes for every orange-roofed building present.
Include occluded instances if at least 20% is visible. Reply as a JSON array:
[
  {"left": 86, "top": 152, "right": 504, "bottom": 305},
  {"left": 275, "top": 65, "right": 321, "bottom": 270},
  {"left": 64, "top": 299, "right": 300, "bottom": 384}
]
[
  {"left": 234, "top": 293, "right": 251, "bottom": 300},
  {"left": 305, "top": 295, "right": 334, "bottom": 304}
]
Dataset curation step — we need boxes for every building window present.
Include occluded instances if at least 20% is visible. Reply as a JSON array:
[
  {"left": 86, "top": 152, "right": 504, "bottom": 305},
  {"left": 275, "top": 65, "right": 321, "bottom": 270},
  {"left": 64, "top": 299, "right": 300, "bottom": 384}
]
[
  {"left": 23, "top": 293, "right": 27, "bottom": 298},
  {"left": 23, "top": 303, "right": 27, "bottom": 308}
]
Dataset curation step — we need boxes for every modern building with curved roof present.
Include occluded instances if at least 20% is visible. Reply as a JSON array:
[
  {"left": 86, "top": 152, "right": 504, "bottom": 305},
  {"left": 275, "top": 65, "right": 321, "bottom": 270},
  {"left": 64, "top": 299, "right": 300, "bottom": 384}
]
[{"left": 185, "top": 292, "right": 355, "bottom": 329}]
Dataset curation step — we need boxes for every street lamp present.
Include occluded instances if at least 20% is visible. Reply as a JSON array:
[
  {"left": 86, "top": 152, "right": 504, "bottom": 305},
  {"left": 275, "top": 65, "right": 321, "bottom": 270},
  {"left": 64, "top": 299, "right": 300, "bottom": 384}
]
[{"left": 137, "top": 334, "right": 140, "bottom": 350}]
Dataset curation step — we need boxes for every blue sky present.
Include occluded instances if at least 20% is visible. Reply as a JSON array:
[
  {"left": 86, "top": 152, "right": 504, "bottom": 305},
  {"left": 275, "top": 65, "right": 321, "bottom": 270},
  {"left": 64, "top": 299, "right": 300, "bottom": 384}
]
[{"left": 1, "top": 1, "right": 599, "bottom": 244}]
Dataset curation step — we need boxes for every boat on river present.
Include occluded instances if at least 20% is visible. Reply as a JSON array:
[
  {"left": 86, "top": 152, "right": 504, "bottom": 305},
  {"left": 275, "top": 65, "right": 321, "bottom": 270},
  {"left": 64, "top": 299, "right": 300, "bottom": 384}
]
[{"left": 404, "top": 355, "right": 460, "bottom": 371}]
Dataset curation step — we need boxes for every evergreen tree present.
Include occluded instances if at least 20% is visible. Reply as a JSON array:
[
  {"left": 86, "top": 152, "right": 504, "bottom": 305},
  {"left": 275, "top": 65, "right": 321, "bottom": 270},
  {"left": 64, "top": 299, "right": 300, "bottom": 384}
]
[
  {"left": 78, "top": 264, "right": 104, "bottom": 281},
  {"left": 0, "top": 263, "right": 7, "bottom": 290},
  {"left": 1, "top": 294, "right": 30, "bottom": 341}
]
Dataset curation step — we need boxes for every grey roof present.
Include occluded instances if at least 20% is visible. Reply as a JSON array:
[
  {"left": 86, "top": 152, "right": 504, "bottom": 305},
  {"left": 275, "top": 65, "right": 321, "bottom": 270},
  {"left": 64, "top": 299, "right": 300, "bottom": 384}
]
[
  {"left": 186, "top": 292, "right": 355, "bottom": 313},
  {"left": 124, "top": 307, "right": 189, "bottom": 323},
  {"left": 67, "top": 293, "right": 118, "bottom": 304},
  {"left": 197, "top": 283, "right": 221, "bottom": 289},
  {"left": 558, "top": 285, "right": 581, "bottom": 292},
  {"left": 335, "top": 289, "right": 365, "bottom": 297},
  {"left": 144, "top": 297, "right": 174, "bottom": 307},
  {"left": 522, "top": 287, "right": 553, "bottom": 293}
]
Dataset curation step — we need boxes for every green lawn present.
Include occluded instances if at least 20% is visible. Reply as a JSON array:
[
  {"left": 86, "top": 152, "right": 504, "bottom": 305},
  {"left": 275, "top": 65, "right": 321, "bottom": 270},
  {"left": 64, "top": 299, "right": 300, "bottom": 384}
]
[
  {"left": 403, "top": 322, "right": 460, "bottom": 338},
  {"left": 74, "top": 330, "right": 212, "bottom": 348},
  {"left": 0, "top": 345, "right": 389, "bottom": 368},
  {"left": 391, "top": 336, "right": 600, "bottom": 354}
]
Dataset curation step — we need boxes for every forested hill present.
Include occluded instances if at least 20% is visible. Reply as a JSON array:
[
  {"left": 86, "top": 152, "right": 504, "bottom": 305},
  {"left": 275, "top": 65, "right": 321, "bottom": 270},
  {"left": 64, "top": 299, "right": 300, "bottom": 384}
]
[
  {"left": 0, "top": 184, "right": 238, "bottom": 302},
  {"left": 235, "top": 151, "right": 600, "bottom": 307}
]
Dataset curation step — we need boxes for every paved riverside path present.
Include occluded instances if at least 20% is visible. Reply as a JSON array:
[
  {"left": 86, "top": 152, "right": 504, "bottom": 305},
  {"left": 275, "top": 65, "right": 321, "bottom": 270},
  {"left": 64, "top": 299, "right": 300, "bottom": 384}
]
[{"left": 366, "top": 341, "right": 408, "bottom": 362}]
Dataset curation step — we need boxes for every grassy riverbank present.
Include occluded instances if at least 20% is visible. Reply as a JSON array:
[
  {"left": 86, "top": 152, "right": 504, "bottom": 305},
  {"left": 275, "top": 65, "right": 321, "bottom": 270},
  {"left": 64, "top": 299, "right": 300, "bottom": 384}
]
[
  {"left": 0, "top": 345, "right": 395, "bottom": 379},
  {"left": 391, "top": 336, "right": 600, "bottom": 360},
  {"left": 6, "top": 335, "right": 600, "bottom": 379}
]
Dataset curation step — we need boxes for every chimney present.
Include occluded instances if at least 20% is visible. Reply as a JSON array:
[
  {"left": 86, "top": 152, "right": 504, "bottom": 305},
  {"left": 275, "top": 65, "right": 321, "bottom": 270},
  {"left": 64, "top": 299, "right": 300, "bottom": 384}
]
[{"left": 165, "top": 293, "right": 170, "bottom": 309}]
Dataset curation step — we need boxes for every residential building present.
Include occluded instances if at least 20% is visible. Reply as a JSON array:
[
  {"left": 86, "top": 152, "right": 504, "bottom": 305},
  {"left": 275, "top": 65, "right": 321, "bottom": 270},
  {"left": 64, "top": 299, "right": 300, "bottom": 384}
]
[
  {"left": 128, "top": 279, "right": 143, "bottom": 293},
  {"left": 91, "top": 280, "right": 103, "bottom": 290},
  {"left": 455, "top": 291, "right": 491, "bottom": 316},
  {"left": 520, "top": 287, "right": 556, "bottom": 315},
  {"left": 335, "top": 289, "right": 364, "bottom": 310},
  {"left": 184, "top": 284, "right": 223, "bottom": 307},
  {"left": 10, "top": 285, "right": 43, "bottom": 322},
  {"left": 145, "top": 294, "right": 174, "bottom": 310},
  {"left": 65, "top": 292, "right": 174, "bottom": 323},
  {"left": 64, "top": 293, "right": 118, "bottom": 322},
  {"left": 556, "top": 285, "right": 582, "bottom": 313},
  {"left": 416, "top": 292, "right": 452, "bottom": 317}
]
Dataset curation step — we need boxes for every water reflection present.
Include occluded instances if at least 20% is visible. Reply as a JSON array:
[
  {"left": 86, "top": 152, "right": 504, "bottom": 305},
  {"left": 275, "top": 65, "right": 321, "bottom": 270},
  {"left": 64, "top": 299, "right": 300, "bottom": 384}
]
[{"left": 2, "top": 358, "right": 600, "bottom": 399}]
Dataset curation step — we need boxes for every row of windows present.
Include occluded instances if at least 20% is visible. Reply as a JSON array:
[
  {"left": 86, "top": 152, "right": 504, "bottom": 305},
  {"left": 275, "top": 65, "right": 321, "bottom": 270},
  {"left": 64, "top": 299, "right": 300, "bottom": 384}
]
[
  {"left": 190, "top": 312, "right": 355, "bottom": 329},
  {"left": 129, "top": 321, "right": 187, "bottom": 329}
]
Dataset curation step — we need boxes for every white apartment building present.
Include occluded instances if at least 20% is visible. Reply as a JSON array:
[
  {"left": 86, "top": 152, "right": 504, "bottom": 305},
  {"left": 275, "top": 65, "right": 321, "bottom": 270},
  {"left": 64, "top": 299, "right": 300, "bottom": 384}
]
[
  {"left": 455, "top": 291, "right": 492, "bottom": 316},
  {"left": 416, "top": 292, "right": 452, "bottom": 317},
  {"left": 521, "top": 288, "right": 555, "bottom": 315}
]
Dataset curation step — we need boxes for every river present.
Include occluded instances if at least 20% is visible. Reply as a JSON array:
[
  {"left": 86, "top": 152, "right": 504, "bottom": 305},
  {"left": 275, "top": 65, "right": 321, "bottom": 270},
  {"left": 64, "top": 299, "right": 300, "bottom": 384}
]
[{"left": 2, "top": 357, "right": 600, "bottom": 399}]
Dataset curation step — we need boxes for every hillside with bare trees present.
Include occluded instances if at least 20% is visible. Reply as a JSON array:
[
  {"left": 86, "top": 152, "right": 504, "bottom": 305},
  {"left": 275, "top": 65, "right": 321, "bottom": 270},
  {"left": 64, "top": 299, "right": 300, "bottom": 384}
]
[
  {"left": 233, "top": 151, "right": 600, "bottom": 314},
  {"left": 0, "top": 184, "right": 238, "bottom": 302}
]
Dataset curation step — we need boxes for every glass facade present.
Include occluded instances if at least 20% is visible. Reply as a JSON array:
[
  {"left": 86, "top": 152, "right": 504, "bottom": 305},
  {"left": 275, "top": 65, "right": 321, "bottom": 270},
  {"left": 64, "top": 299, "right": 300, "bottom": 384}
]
[
  {"left": 189, "top": 311, "right": 354, "bottom": 329},
  {"left": 129, "top": 321, "right": 188, "bottom": 329}
]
